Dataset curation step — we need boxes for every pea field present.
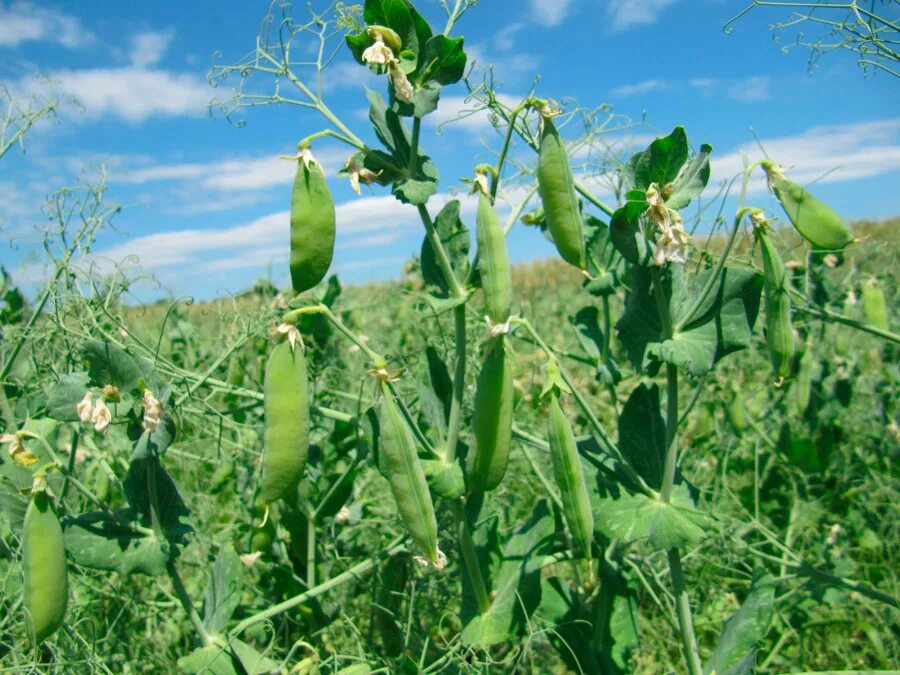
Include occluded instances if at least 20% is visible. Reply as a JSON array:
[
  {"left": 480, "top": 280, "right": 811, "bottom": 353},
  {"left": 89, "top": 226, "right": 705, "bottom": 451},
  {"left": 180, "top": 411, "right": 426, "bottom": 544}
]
[{"left": 1, "top": 0, "right": 898, "bottom": 673}]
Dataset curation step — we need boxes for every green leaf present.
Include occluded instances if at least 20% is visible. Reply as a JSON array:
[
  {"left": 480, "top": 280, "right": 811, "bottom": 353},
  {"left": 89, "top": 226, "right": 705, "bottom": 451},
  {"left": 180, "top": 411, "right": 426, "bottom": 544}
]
[
  {"left": 626, "top": 126, "right": 689, "bottom": 192},
  {"left": 595, "top": 485, "right": 709, "bottom": 551},
  {"left": 704, "top": 573, "right": 775, "bottom": 675},
  {"left": 419, "top": 35, "right": 467, "bottom": 85},
  {"left": 345, "top": 30, "right": 372, "bottom": 66},
  {"left": 131, "top": 415, "right": 177, "bottom": 459},
  {"left": 667, "top": 143, "right": 712, "bottom": 210},
  {"left": 393, "top": 80, "right": 442, "bottom": 117},
  {"left": 80, "top": 340, "right": 147, "bottom": 391},
  {"left": 46, "top": 372, "right": 90, "bottom": 421},
  {"left": 461, "top": 500, "right": 553, "bottom": 647},
  {"left": 63, "top": 510, "right": 170, "bottom": 576},
  {"left": 420, "top": 199, "right": 470, "bottom": 296},
  {"left": 610, "top": 189, "right": 650, "bottom": 265},
  {"left": 124, "top": 456, "right": 193, "bottom": 547},
  {"left": 178, "top": 638, "right": 280, "bottom": 675},
  {"left": 394, "top": 177, "right": 436, "bottom": 204},
  {"left": 315, "top": 467, "right": 359, "bottom": 520},
  {"left": 363, "top": 0, "right": 433, "bottom": 63},
  {"left": 203, "top": 546, "right": 244, "bottom": 635},
  {"left": 618, "top": 384, "right": 666, "bottom": 490},
  {"left": 425, "top": 346, "right": 453, "bottom": 423}
]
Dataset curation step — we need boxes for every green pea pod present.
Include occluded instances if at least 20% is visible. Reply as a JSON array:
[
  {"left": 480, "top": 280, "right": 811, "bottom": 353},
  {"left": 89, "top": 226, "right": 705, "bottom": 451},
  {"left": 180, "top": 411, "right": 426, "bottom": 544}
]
[
  {"left": 862, "top": 280, "right": 888, "bottom": 331},
  {"left": 378, "top": 380, "right": 439, "bottom": 565},
  {"left": 537, "top": 115, "right": 586, "bottom": 269},
  {"left": 22, "top": 491, "right": 68, "bottom": 645},
  {"left": 762, "top": 162, "right": 852, "bottom": 250},
  {"left": 261, "top": 341, "right": 310, "bottom": 503},
  {"left": 290, "top": 153, "right": 336, "bottom": 294},
  {"left": 758, "top": 229, "right": 794, "bottom": 381},
  {"left": 726, "top": 386, "right": 746, "bottom": 435},
  {"left": 468, "top": 337, "right": 514, "bottom": 492},
  {"left": 374, "top": 553, "right": 408, "bottom": 657},
  {"left": 548, "top": 392, "right": 593, "bottom": 560},
  {"left": 475, "top": 191, "right": 511, "bottom": 324}
]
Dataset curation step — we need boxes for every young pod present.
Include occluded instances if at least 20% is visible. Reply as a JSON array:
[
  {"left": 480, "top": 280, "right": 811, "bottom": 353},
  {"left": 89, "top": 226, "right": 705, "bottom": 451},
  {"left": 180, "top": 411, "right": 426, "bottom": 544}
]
[
  {"left": 762, "top": 162, "right": 852, "bottom": 250},
  {"left": 475, "top": 191, "right": 512, "bottom": 324},
  {"left": 537, "top": 114, "right": 586, "bottom": 269},
  {"left": 468, "top": 337, "right": 514, "bottom": 492},
  {"left": 547, "top": 392, "right": 593, "bottom": 560},
  {"left": 22, "top": 491, "right": 68, "bottom": 645},
  {"left": 290, "top": 151, "right": 336, "bottom": 294},
  {"left": 758, "top": 229, "right": 794, "bottom": 381},
  {"left": 862, "top": 279, "right": 888, "bottom": 331},
  {"left": 261, "top": 341, "right": 310, "bottom": 503},
  {"left": 378, "top": 381, "right": 440, "bottom": 565}
]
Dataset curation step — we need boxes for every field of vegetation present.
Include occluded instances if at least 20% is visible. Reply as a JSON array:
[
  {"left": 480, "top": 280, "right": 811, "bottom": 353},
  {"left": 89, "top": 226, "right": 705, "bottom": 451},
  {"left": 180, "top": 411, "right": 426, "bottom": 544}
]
[{"left": 1, "top": 0, "right": 898, "bottom": 673}]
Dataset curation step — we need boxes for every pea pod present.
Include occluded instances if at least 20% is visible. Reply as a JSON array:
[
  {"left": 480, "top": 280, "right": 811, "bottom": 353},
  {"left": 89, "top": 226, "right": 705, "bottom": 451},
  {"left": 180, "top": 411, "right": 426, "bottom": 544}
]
[
  {"left": 290, "top": 151, "right": 336, "bottom": 294},
  {"left": 547, "top": 392, "right": 593, "bottom": 560},
  {"left": 22, "top": 490, "right": 68, "bottom": 645},
  {"left": 378, "top": 380, "right": 439, "bottom": 565},
  {"left": 757, "top": 228, "right": 794, "bottom": 381},
  {"left": 468, "top": 337, "right": 514, "bottom": 491},
  {"left": 762, "top": 162, "right": 852, "bottom": 250},
  {"left": 537, "top": 114, "right": 586, "bottom": 269},
  {"left": 862, "top": 279, "right": 888, "bottom": 331},
  {"left": 475, "top": 191, "right": 511, "bottom": 324},
  {"left": 261, "top": 341, "right": 309, "bottom": 503}
]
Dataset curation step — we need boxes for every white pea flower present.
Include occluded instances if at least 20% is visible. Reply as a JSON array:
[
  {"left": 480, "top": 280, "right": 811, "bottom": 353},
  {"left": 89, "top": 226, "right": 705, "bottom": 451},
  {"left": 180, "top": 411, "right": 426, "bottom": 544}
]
[
  {"left": 471, "top": 171, "right": 490, "bottom": 197},
  {"left": 2, "top": 432, "right": 37, "bottom": 467},
  {"left": 645, "top": 183, "right": 670, "bottom": 229},
  {"left": 654, "top": 213, "right": 690, "bottom": 266},
  {"left": 77, "top": 392, "right": 94, "bottom": 423},
  {"left": 362, "top": 39, "right": 394, "bottom": 67},
  {"left": 239, "top": 551, "right": 263, "bottom": 567},
  {"left": 388, "top": 61, "right": 414, "bottom": 103},
  {"left": 276, "top": 323, "right": 303, "bottom": 352},
  {"left": 347, "top": 164, "right": 382, "bottom": 195},
  {"left": 335, "top": 505, "right": 351, "bottom": 524},
  {"left": 142, "top": 388, "right": 162, "bottom": 433},
  {"left": 91, "top": 399, "right": 112, "bottom": 434},
  {"left": 414, "top": 546, "right": 448, "bottom": 571},
  {"left": 484, "top": 315, "right": 511, "bottom": 337}
]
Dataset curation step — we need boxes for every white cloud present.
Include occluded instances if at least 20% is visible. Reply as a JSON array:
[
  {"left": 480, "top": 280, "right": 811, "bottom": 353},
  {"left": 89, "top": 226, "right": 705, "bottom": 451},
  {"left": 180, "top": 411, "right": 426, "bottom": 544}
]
[
  {"left": 464, "top": 44, "right": 539, "bottom": 87},
  {"left": 530, "top": 0, "right": 574, "bottom": 27},
  {"left": 728, "top": 76, "right": 772, "bottom": 102},
  {"left": 712, "top": 118, "right": 900, "bottom": 195},
  {"left": 494, "top": 22, "right": 526, "bottom": 51},
  {"left": 605, "top": 0, "right": 682, "bottom": 32},
  {"left": 611, "top": 79, "right": 669, "bottom": 97},
  {"left": 130, "top": 29, "right": 175, "bottom": 68},
  {"left": 427, "top": 93, "right": 523, "bottom": 134},
  {"left": 0, "top": 2, "right": 93, "bottom": 48}
]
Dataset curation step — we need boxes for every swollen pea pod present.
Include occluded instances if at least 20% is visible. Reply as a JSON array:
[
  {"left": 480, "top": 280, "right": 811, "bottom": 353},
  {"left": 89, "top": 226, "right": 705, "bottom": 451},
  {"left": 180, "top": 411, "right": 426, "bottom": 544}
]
[
  {"left": 22, "top": 490, "right": 68, "bottom": 645},
  {"left": 757, "top": 228, "right": 794, "bottom": 381},
  {"left": 290, "top": 149, "right": 336, "bottom": 295},
  {"left": 475, "top": 191, "right": 511, "bottom": 324},
  {"left": 862, "top": 279, "right": 888, "bottom": 331},
  {"left": 261, "top": 340, "right": 309, "bottom": 503},
  {"left": 378, "top": 380, "right": 440, "bottom": 565},
  {"left": 537, "top": 114, "right": 586, "bottom": 269},
  {"left": 547, "top": 391, "right": 593, "bottom": 560},
  {"left": 761, "top": 161, "right": 852, "bottom": 250},
  {"left": 468, "top": 336, "right": 514, "bottom": 492}
]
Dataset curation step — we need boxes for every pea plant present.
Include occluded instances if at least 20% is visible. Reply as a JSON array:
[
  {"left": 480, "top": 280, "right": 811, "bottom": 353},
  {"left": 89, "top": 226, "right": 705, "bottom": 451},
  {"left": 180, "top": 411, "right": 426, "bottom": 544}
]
[{"left": 1, "top": 0, "right": 897, "bottom": 672}]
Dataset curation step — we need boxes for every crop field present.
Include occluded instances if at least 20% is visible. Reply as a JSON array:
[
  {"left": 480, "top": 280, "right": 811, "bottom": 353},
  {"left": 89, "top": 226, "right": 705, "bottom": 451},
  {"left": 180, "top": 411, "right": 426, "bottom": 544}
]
[{"left": 1, "top": 0, "right": 898, "bottom": 673}]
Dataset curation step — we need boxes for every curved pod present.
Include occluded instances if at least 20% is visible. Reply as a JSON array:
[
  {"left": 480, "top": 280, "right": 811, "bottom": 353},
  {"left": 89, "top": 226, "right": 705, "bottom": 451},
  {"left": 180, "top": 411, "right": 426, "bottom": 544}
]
[
  {"left": 23, "top": 491, "right": 68, "bottom": 645},
  {"left": 758, "top": 231, "right": 794, "bottom": 381},
  {"left": 261, "top": 341, "right": 310, "bottom": 503},
  {"left": 548, "top": 393, "right": 593, "bottom": 560},
  {"left": 290, "top": 156, "right": 336, "bottom": 294},
  {"left": 468, "top": 337, "right": 514, "bottom": 491},
  {"left": 475, "top": 192, "right": 512, "bottom": 324},
  {"left": 537, "top": 115, "right": 586, "bottom": 269},
  {"left": 378, "top": 381, "right": 439, "bottom": 565}
]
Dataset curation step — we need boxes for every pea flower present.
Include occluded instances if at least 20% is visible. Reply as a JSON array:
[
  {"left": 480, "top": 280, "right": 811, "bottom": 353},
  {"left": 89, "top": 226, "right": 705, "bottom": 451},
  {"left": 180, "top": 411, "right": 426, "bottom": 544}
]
[
  {"left": 654, "top": 212, "right": 690, "bottom": 266},
  {"left": 388, "top": 61, "right": 414, "bottom": 103},
  {"left": 362, "top": 39, "right": 394, "bottom": 67},
  {"left": 91, "top": 399, "right": 112, "bottom": 434},
  {"left": 2, "top": 431, "right": 37, "bottom": 467},
  {"left": 77, "top": 392, "right": 94, "bottom": 423},
  {"left": 347, "top": 164, "right": 382, "bottom": 195},
  {"left": 276, "top": 323, "right": 302, "bottom": 352},
  {"left": 142, "top": 388, "right": 162, "bottom": 433}
]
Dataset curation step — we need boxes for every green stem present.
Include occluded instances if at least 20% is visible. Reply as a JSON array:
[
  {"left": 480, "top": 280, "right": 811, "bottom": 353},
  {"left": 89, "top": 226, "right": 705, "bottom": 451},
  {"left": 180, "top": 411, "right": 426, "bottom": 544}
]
[
  {"left": 574, "top": 181, "right": 616, "bottom": 218},
  {"left": 0, "top": 384, "right": 16, "bottom": 430},
  {"left": 444, "top": 305, "right": 467, "bottom": 463},
  {"left": 58, "top": 429, "right": 80, "bottom": 503},
  {"left": 232, "top": 538, "right": 406, "bottom": 635},
  {"left": 167, "top": 560, "right": 212, "bottom": 647},
  {"left": 491, "top": 104, "right": 527, "bottom": 200},
  {"left": 417, "top": 204, "right": 465, "bottom": 298},
  {"left": 660, "top": 363, "right": 679, "bottom": 503},
  {"left": 408, "top": 117, "right": 421, "bottom": 176},
  {"left": 667, "top": 548, "right": 703, "bottom": 675},
  {"left": 307, "top": 510, "right": 316, "bottom": 589},
  {"left": 454, "top": 500, "right": 490, "bottom": 614}
]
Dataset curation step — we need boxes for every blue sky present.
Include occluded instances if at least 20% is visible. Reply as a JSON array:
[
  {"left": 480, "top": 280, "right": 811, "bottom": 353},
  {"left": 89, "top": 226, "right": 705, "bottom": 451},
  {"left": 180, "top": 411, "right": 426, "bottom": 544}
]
[{"left": 1, "top": 0, "right": 898, "bottom": 301}]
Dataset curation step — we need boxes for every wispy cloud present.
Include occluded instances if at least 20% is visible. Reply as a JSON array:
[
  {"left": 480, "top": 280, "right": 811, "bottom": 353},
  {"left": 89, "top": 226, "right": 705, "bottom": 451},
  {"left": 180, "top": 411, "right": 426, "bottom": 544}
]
[
  {"left": 611, "top": 79, "right": 670, "bottom": 98},
  {"left": 130, "top": 29, "right": 176, "bottom": 68},
  {"left": 0, "top": 2, "right": 94, "bottom": 48},
  {"left": 728, "top": 76, "right": 772, "bottom": 102},
  {"left": 605, "top": 0, "right": 682, "bottom": 32},
  {"left": 494, "top": 22, "right": 526, "bottom": 51},
  {"left": 530, "top": 0, "right": 574, "bottom": 27}
]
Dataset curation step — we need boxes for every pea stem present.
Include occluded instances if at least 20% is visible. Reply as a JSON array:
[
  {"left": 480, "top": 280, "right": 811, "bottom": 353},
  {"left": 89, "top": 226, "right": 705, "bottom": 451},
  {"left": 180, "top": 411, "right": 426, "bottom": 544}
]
[
  {"left": 443, "top": 305, "right": 467, "bottom": 464},
  {"left": 454, "top": 500, "right": 491, "bottom": 614},
  {"left": 167, "top": 560, "right": 212, "bottom": 647}
]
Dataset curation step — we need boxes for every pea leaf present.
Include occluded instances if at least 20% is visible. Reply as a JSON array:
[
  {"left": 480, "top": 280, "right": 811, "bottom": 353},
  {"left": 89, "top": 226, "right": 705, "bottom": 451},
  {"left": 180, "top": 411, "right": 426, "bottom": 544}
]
[
  {"left": 594, "top": 485, "right": 710, "bottom": 551},
  {"left": 363, "top": 0, "right": 433, "bottom": 62},
  {"left": 202, "top": 546, "right": 244, "bottom": 635},
  {"left": 625, "top": 126, "right": 689, "bottom": 192},
  {"left": 704, "top": 573, "right": 775, "bottom": 675},
  {"left": 420, "top": 199, "right": 470, "bottom": 297},
  {"left": 124, "top": 456, "right": 193, "bottom": 547},
  {"left": 610, "top": 190, "right": 650, "bottom": 265},
  {"left": 425, "top": 346, "right": 453, "bottom": 422},
  {"left": 392, "top": 80, "right": 441, "bottom": 118},
  {"left": 618, "top": 384, "right": 666, "bottom": 490},
  {"left": 46, "top": 372, "right": 90, "bottom": 421},
  {"left": 419, "top": 35, "right": 467, "bottom": 85},
  {"left": 178, "top": 638, "right": 280, "bottom": 675},
  {"left": 63, "top": 510, "right": 170, "bottom": 576},
  {"left": 461, "top": 500, "right": 554, "bottom": 647},
  {"left": 667, "top": 143, "right": 712, "bottom": 210}
]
